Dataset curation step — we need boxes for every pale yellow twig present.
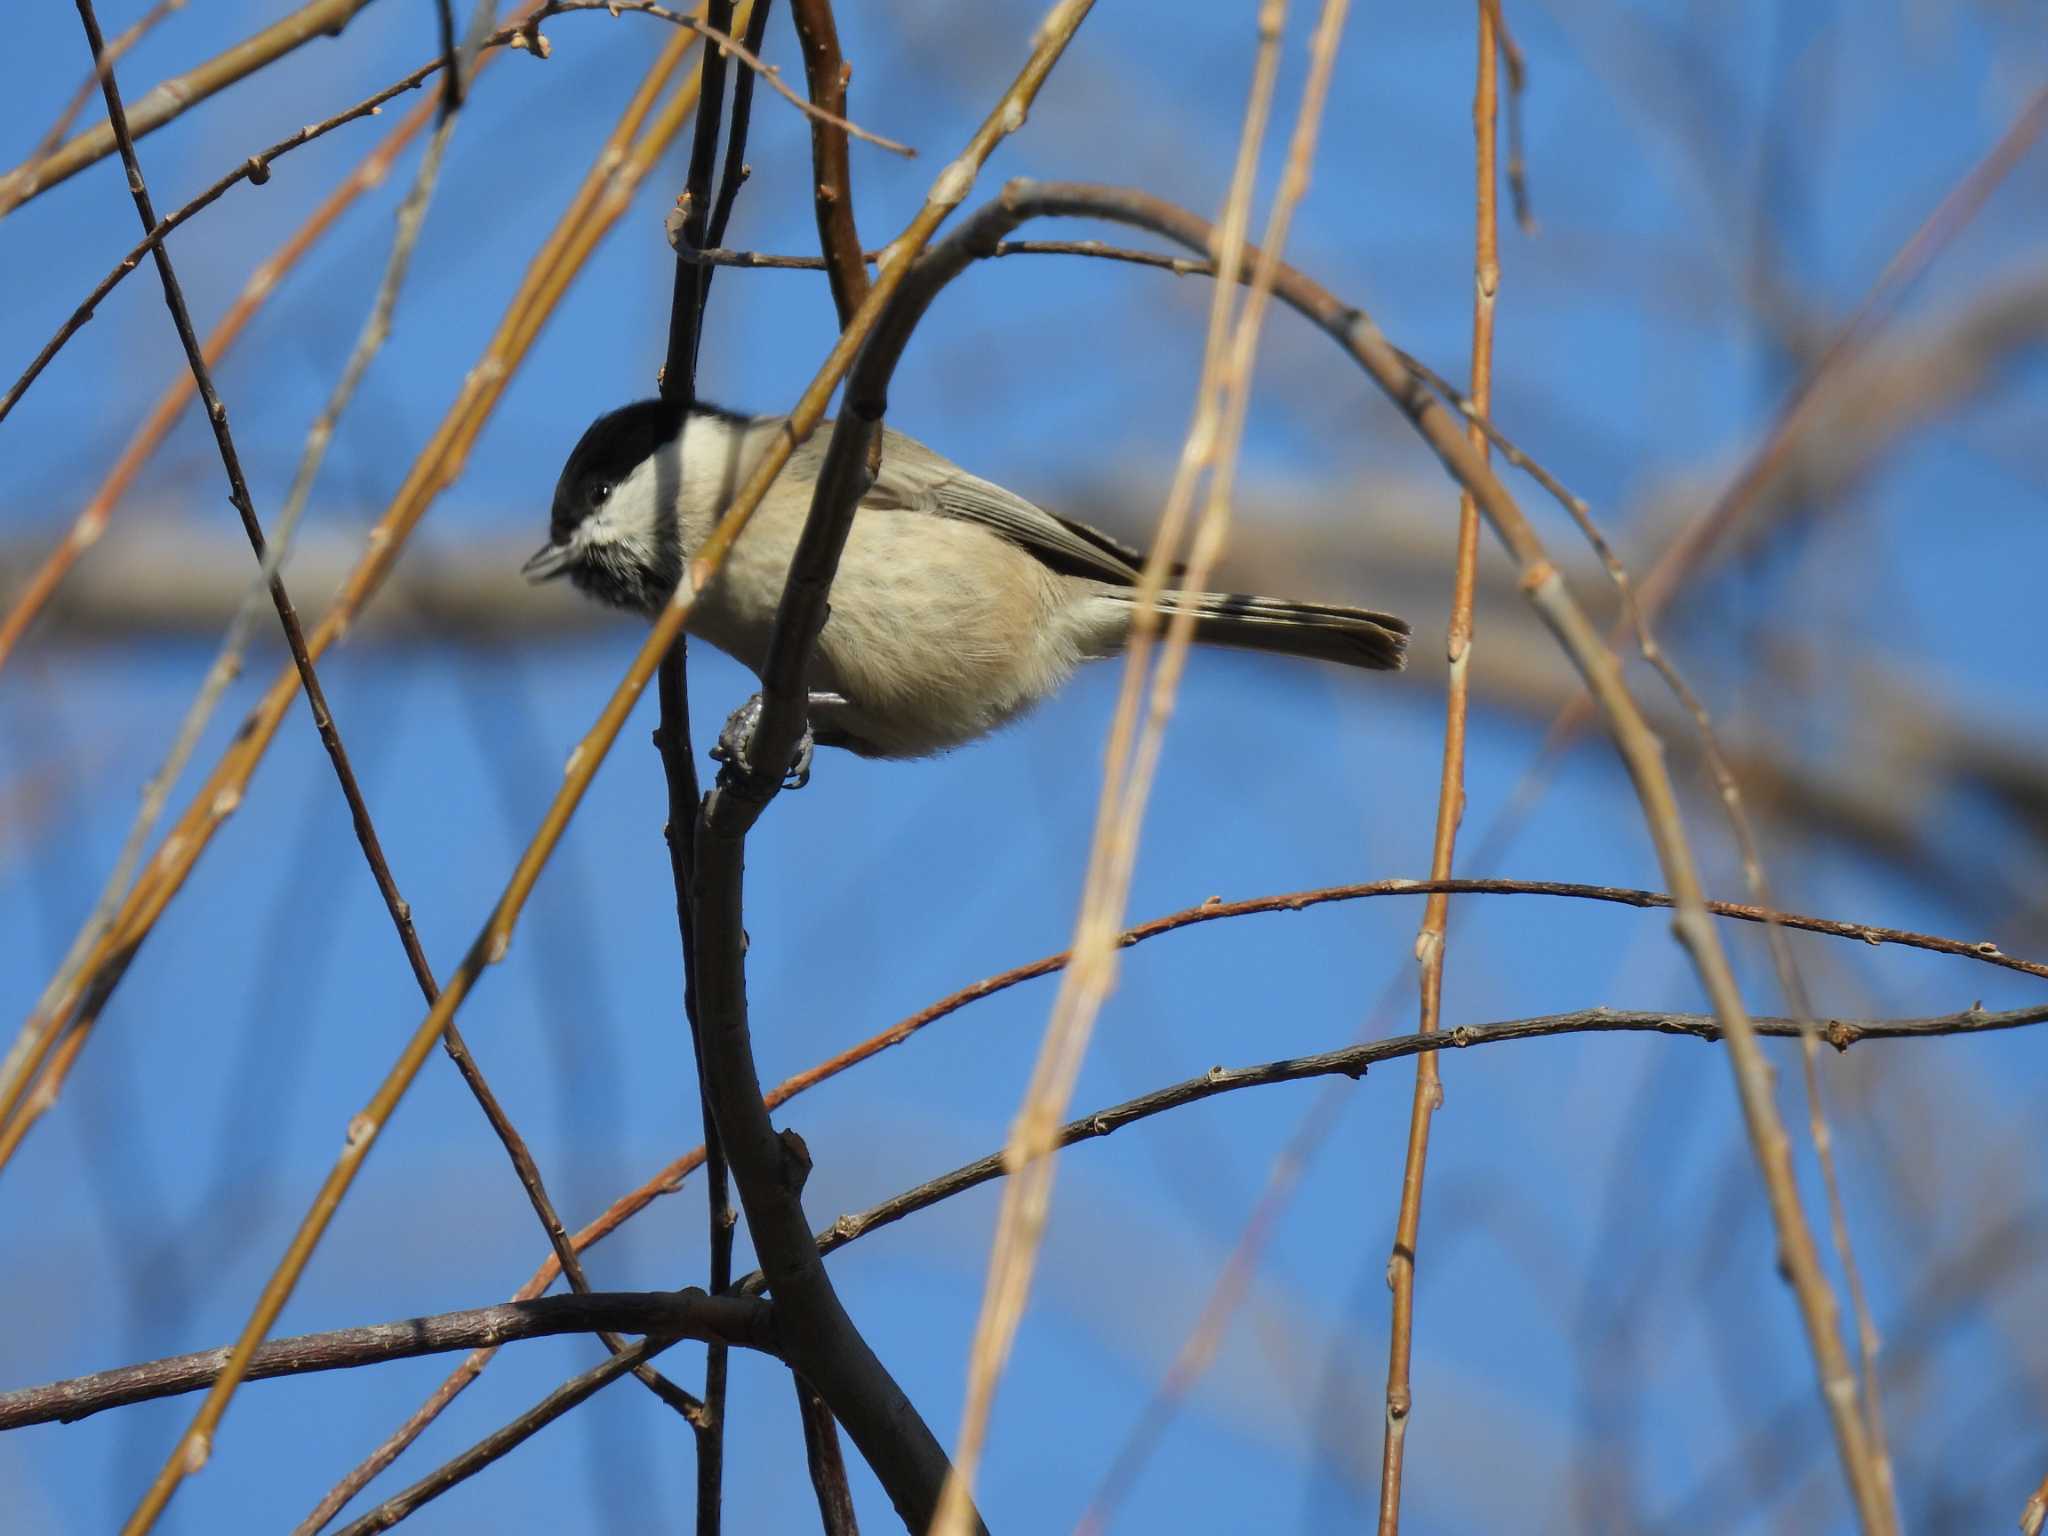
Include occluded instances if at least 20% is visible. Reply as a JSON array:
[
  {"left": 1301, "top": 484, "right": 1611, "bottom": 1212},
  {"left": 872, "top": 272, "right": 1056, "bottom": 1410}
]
[
  {"left": 1376, "top": 6, "right": 1498, "bottom": 1527},
  {"left": 932, "top": 1, "right": 1355, "bottom": 1529}
]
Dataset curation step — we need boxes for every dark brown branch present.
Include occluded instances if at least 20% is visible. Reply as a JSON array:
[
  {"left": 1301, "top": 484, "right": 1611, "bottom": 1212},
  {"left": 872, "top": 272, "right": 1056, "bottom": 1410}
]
[
  {"left": 788, "top": 0, "right": 869, "bottom": 328},
  {"left": 0, "top": 1291, "right": 773, "bottom": 1431},
  {"left": 733, "top": 998, "right": 2048, "bottom": 1295},
  {"left": 796, "top": 1375, "right": 863, "bottom": 1535},
  {"left": 661, "top": 0, "right": 738, "bottom": 404},
  {"left": 332, "top": 1334, "right": 685, "bottom": 1536}
]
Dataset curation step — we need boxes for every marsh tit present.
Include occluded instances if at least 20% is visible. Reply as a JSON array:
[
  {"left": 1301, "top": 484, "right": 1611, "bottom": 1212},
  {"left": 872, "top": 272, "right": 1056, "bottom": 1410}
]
[{"left": 524, "top": 399, "right": 1409, "bottom": 775}]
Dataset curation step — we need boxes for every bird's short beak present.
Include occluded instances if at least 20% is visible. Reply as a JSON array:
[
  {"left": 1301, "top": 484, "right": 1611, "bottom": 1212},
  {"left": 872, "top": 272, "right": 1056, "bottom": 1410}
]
[{"left": 522, "top": 541, "right": 576, "bottom": 583}]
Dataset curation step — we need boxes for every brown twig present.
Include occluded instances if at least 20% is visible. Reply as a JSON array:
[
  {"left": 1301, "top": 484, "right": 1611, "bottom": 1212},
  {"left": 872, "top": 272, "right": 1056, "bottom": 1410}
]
[
  {"left": 795, "top": 1376, "right": 862, "bottom": 1535},
  {"left": 936, "top": 7, "right": 1356, "bottom": 1524},
  {"left": 652, "top": 3, "right": 763, "bottom": 1524},
  {"left": 0, "top": 1291, "right": 774, "bottom": 1430},
  {"left": 0, "top": 0, "right": 381, "bottom": 210},
  {"left": 331, "top": 1335, "right": 686, "bottom": 1536},
  {"left": 1378, "top": 8, "right": 1498, "bottom": 1526},
  {"left": 46, "top": 4, "right": 684, "bottom": 1448},
  {"left": 787, "top": 0, "right": 870, "bottom": 326},
  {"left": 0, "top": 90, "right": 436, "bottom": 681},
  {"left": 1476, "top": 0, "right": 1533, "bottom": 232},
  {"left": 872, "top": 175, "right": 1891, "bottom": 1532},
  {"left": 733, "top": 999, "right": 2048, "bottom": 1295},
  {"left": 79, "top": 36, "right": 710, "bottom": 1533},
  {"left": 544, "top": 0, "right": 910, "bottom": 155},
  {"left": 0, "top": 0, "right": 187, "bottom": 221},
  {"left": 303, "top": 865, "right": 2048, "bottom": 1519},
  {"left": 0, "top": 53, "right": 473, "bottom": 432},
  {"left": 0, "top": 0, "right": 886, "bottom": 435},
  {"left": 0, "top": 25, "right": 708, "bottom": 1178},
  {"left": 62, "top": 2, "right": 557, "bottom": 1525}
]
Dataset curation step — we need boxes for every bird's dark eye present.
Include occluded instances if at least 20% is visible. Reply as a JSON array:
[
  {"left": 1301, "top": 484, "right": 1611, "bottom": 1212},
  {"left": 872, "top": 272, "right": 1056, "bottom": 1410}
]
[{"left": 586, "top": 480, "right": 612, "bottom": 510}]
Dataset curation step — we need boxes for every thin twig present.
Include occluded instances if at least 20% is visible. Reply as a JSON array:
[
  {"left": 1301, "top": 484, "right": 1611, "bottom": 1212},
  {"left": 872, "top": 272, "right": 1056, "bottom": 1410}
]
[
  {"left": 732, "top": 999, "right": 2048, "bottom": 1295},
  {"left": 935, "top": 6, "right": 1299, "bottom": 1525},
  {"left": 0, "top": 0, "right": 886, "bottom": 433},
  {"left": 303, "top": 866, "right": 2047, "bottom": 1517},
  {"left": 0, "top": 86, "right": 438, "bottom": 682},
  {"left": 1476, "top": 0, "right": 1533, "bottom": 232},
  {"left": 0, "top": 27, "right": 709, "bottom": 1178},
  {"left": 660, "top": 0, "right": 738, "bottom": 404},
  {"left": 0, "top": 1291, "right": 774, "bottom": 1430},
  {"left": 871, "top": 175, "right": 1894, "bottom": 1534},
  {"left": 787, "top": 0, "right": 870, "bottom": 326},
  {"left": 0, "top": 0, "right": 187, "bottom": 221},
  {"left": 331, "top": 1336, "right": 686, "bottom": 1536},
  {"left": 60, "top": 2, "right": 544, "bottom": 1524},
  {"left": 22, "top": 6, "right": 690, "bottom": 1444},
  {"left": 544, "top": 0, "right": 910, "bottom": 155},
  {"left": 84, "top": 38, "right": 711, "bottom": 1533},
  {"left": 0, "top": 0, "right": 380, "bottom": 210},
  {"left": 1378, "top": 8, "right": 1498, "bottom": 1525},
  {"left": 795, "top": 1376, "right": 862, "bottom": 1535},
  {"left": 653, "top": 3, "right": 762, "bottom": 1524}
]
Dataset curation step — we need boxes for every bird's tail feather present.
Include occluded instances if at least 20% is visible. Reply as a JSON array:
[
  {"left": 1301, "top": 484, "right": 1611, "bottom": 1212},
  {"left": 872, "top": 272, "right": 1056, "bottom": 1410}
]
[{"left": 1096, "top": 589, "right": 1409, "bottom": 672}]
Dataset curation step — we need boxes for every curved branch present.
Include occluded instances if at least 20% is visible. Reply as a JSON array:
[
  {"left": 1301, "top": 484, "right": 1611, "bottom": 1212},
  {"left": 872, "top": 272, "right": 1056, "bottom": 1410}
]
[
  {"left": 0, "top": 1290, "right": 773, "bottom": 1432},
  {"left": 734, "top": 998, "right": 2048, "bottom": 1295}
]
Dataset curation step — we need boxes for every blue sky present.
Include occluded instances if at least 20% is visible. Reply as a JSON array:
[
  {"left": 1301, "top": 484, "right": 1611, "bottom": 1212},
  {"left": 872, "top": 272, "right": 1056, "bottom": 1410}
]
[{"left": 3, "top": 2, "right": 2047, "bottom": 1532}]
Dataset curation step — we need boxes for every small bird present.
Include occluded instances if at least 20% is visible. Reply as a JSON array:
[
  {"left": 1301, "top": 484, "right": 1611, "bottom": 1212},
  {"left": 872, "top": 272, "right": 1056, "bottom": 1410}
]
[{"left": 524, "top": 399, "right": 1409, "bottom": 776}]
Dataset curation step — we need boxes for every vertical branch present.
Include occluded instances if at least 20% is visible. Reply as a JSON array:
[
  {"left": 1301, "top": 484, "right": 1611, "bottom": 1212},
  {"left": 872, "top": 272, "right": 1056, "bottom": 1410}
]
[
  {"left": 662, "top": 0, "right": 739, "bottom": 404},
  {"left": 795, "top": 1376, "right": 862, "bottom": 1535},
  {"left": 788, "top": 0, "right": 869, "bottom": 327},
  {"left": 1376, "top": 5, "right": 1497, "bottom": 1529},
  {"left": 652, "top": 7, "right": 763, "bottom": 1528}
]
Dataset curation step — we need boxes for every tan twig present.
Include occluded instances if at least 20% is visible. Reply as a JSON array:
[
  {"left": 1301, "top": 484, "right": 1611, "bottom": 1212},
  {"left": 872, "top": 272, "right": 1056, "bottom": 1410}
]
[
  {"left": 2022, "top": 1467, "right": 2048, "bottom": 1536},
  {"left": 1378, "top": 8, "right": 1499, "bottom": 1526},
  {"left": 911, "top": 176, "right": 1894, "bottom": 1534},
  {"left": 0, "top": 0, "right": 187, "bottom": 221},
  {"left": 0, "top": 0, "right": 380, "bottom": 211},
  {"left": 0, "top": 93, "right": 435, "bottom": 682},
  {"left": 83, "top": 38, "right": 709, "bottom": 1530},
  {"left": 306, "top": 864, "right": 2044, "bottom": 1523},
  {"left": 0, "top": 25, "right": 707, "bottom": 1174},
  {"left": 539, "top": 0, "right": 912, "bottom": 155},
  {"left": 131, "top": 5, "right": 1093, "bottom": 1530},
  {"left": 933, "top": 3, "right": 1322, "bottom": 1527}
]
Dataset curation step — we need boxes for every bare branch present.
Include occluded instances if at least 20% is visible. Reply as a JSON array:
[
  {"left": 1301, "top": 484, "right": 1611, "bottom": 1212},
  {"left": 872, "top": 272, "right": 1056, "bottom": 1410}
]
[
  {"left": 731, "top": 998, "right": 2048, "bottom": 1295},
  {"left": 0, "top": 0, "right": 381, "bottom": 210},
  {"left": 0, "top": 1291, "right": 772, "bottom": 1431}
]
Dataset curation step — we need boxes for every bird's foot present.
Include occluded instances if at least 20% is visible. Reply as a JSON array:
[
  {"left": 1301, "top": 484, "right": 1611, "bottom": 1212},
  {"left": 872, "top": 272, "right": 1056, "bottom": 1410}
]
[{"left": 711, "top": 692, "right": 819, "bottom": 790}]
